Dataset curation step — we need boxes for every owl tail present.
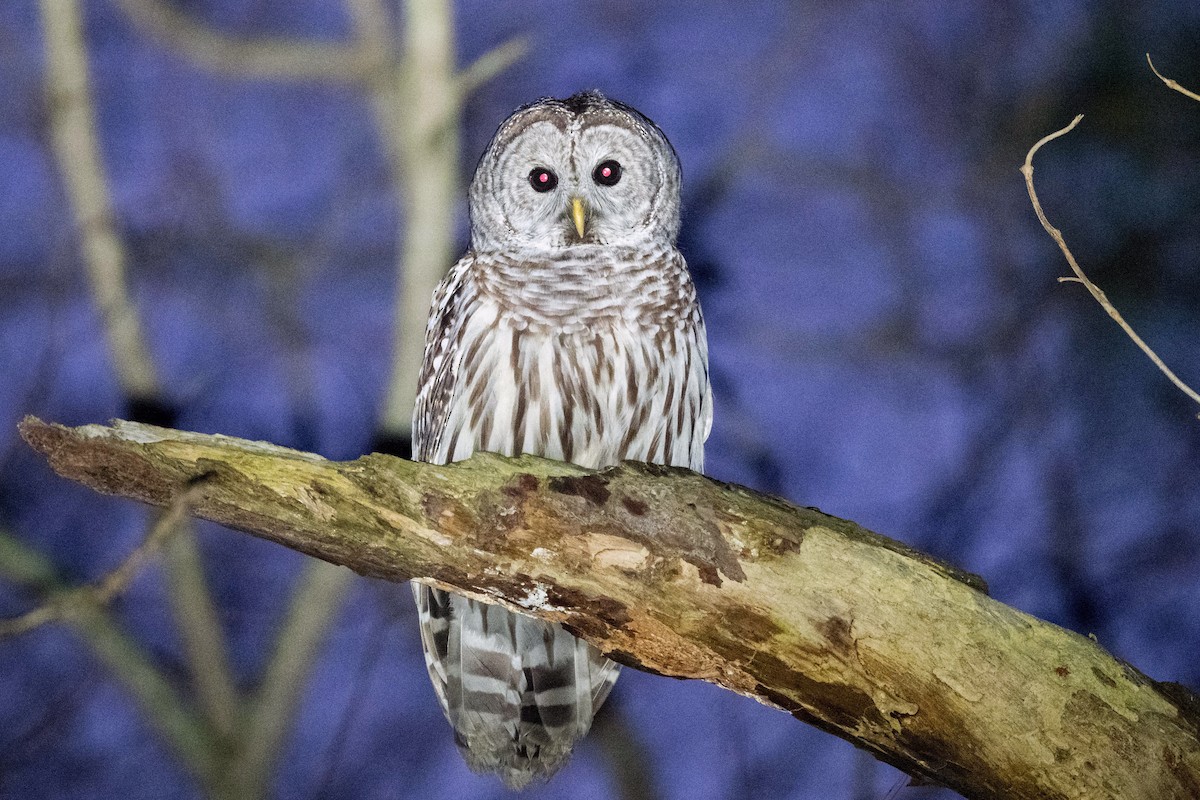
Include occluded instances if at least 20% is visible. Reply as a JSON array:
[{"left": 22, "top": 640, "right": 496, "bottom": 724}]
[{"left": 413, "top": 584, "right": 621, "bottom": 788}]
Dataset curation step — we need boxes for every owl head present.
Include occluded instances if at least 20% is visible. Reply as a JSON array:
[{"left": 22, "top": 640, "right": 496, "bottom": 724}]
[{"left": 468, "top": 91, "right": 682, "bottom": 252}]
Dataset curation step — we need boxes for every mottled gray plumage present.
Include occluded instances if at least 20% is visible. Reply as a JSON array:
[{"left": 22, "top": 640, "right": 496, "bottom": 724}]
[{"left": 412, "top": 91, "right": 711, "bottom": 788}]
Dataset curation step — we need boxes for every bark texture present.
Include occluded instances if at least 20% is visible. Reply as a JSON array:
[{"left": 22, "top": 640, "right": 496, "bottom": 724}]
[{"left": 18, "top": 416, "right": 1200, "bottom": 800}]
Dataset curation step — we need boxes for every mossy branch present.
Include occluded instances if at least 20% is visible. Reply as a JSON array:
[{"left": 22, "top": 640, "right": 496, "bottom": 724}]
[{"left": 18, "top": 416, "right": 1200, "bottom": 800}]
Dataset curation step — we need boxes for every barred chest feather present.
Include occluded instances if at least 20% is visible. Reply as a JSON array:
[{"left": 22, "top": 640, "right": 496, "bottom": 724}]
[{"left": 416, "top": 243, "right": 712, "bottom": 472}]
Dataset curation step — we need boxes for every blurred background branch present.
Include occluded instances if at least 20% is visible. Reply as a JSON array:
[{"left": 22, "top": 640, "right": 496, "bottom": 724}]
[
  {"left": 224, "top": 560, "right": 353, "bottom": 800},
  {"left": 114, "top": 0, "right": 388, "bottom": 81},
  {"left": 115, "top": 0, "right": 524, "bottom": 453},
  {"left": 590, "top": 705, "right": 660, "bottom": 800},
  {"left": 367, "top": 0, "right": 525, "bottom": 452},
  {"left": 27, "top": 3, "right": 269, "bottom": 797},
  {"left": 0, "top": 527, "right": 219, "bottom": 786},
  {"left": 10, "top": 1, "right": 530, "bottom": 799},
  {"left": 39, "top": 0, "right": 159, "bottom": 405},
  {"left": 161, "top": 524, "right": 240, "bottom": 742}
]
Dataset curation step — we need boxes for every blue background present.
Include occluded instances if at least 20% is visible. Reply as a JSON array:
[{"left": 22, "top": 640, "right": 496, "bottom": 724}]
[{"left": 2, "top": 1, "right": 1200, "bottom": 798}]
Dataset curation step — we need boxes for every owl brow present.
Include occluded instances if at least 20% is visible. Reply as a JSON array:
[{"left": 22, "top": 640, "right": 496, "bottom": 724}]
[
  {"left": 515, "top": 110, "right": 570, "bottom": 135},
  {"left": 485, "top": 113, "right": 569, "bottom": 172},
  {"left": 575, "top": 115, "right": 648, "bottom": 142}
]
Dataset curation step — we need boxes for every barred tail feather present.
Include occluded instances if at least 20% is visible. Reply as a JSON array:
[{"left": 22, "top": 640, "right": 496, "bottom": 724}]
[{"left": 413, "top": 584, "right": 620, "bottom": 788}]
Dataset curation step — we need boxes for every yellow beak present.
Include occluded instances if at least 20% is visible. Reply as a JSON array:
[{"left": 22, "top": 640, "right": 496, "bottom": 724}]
[{"left": 570, "top": 197, "right": 587, "bottom": 238}]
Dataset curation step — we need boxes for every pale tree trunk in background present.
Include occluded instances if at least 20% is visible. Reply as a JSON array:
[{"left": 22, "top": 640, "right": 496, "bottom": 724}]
[
  {"left": 18, "top": 3, "right": 525, "bottom": 798},
  {"left": 39, "top": 0, "right": 160, "bottom": 403},
  {"left": 37, "top": 0, "right": 243, "bottom": 774},
  {"left": 367, "top": 0, "right": 460, "bottom": 451}
]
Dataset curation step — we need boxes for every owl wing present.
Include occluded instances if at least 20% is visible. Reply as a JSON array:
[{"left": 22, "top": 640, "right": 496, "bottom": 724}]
[
  {"left": 412, "top": 254, "right": 475, "bottom": 462},
  {"left": 696, "top": 306, "right": 715, "bottom": 453}
]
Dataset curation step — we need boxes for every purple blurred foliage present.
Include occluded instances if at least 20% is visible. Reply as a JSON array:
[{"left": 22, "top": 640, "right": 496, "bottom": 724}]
[{"left": 2, "top": 1, "right": 1199, "bottom": 798}]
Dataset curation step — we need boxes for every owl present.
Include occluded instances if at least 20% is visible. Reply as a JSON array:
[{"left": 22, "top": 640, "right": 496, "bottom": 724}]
[{"left": 411, "top": 91, "right": 712, "bottom": 788}]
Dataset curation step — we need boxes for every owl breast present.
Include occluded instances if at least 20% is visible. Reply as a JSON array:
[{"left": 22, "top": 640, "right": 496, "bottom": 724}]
[{"left": 420, "top": 246, "right": 711, "bottom": 472}]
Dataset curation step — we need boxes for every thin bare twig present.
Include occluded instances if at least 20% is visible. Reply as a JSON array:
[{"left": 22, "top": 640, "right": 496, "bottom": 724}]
[
  {"left": 0, "top": 589, "right": 61, "bottom": 637},
  {"left": 0, "top": 527, "right": 218, "bottom": 781},
  {"left": 0, "top": 484, "right": 230, "bottom": 790},
  {"left": 0, "top": 483, "right": 202, "bottom": 638},
  {"left": 1020, "top": 115, "right": 1200, "bottom": 411},
  {"left": 1147, "top": 54, "right": 1200, "bottom": 103}
]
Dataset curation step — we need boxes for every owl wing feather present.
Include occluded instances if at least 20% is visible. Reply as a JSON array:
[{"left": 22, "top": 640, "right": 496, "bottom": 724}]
[
  {"left": 413, "top": 254, "right": 474, "bottom": 463},
  {"left": 412, "top": 584, "right": 621, "bottom": 787}
]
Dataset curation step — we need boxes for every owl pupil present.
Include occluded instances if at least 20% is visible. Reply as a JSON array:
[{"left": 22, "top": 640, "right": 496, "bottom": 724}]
[
  {"left": 592, "top": 160, "right": 622, "bottom": 186},
  {"left": 528, "top": 168, "right": 557, "bottom": 192}
]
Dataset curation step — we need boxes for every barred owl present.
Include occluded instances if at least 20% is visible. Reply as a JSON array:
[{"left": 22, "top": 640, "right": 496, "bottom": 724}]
[{"left": 412, "top": 91, "right": 712, "bottom": 788}]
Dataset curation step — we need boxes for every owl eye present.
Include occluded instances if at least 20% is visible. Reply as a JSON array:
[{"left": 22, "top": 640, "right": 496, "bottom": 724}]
[
  {"left": 592, "top": 160, "right": 622, "bottom": 186},
  {"left": 528, "top": 167, "right": 558, "bottom": 192}
]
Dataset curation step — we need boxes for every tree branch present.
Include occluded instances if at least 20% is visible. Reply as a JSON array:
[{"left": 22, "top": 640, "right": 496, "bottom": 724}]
[
  {"left": 161, "top": 520, "right": 241, "bottom": 741},
  {"left": 114, "top": 0, "right": 387, "bottom": 81},
  {"left": 113, "top": 0, "right": 525, "bottom": 451},
  {"left": 17, "top": 417, "right": 1200, "bottom": 800},
  {"left": 458, "top": 37, "right": 528, "bottom": 99},
  {"left": 375, "top": 0, "right": 461, "bottom": 445},
  {"left": 39, "top": 0, "right": 160, "bottom": 401},
  {"left": 224, "top": 559, "right": 353, "bottom": 799}
]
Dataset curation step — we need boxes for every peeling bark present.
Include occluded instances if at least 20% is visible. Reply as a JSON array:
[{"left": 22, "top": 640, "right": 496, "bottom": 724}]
[{"left": 18, "top": 416, "right": 1200, "bottom": 800}]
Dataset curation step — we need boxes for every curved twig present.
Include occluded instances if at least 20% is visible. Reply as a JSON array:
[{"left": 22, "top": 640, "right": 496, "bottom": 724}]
[
  {"left": 1020, "top": 115, "right": 1200, "bottom": 411},
  {"left": 1147, "top": 53, "right": 1200, "bottom": 103}
]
